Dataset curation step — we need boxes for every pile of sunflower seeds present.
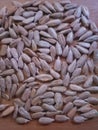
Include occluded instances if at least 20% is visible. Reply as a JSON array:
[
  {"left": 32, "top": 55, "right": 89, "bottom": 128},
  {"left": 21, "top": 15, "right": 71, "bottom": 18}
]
[{"left": 0, "top": 0, "right": 98, "bottom": 125}]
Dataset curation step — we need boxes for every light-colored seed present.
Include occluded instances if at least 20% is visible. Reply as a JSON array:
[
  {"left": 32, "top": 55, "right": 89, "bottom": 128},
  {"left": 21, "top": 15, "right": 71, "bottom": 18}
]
[
  {"left": 55, "top": 115, "right": 69, "bottom": 122},
  {"left": 81, "top": 15, "right": 89, "bottom": 27},
  {"left": 56, "top": 42, "right": 62, "bottom": 56},
  {"left": 62, "top": 15, "right": 75, "bottom": 23},
  {"left": 68, "top": 59, "right": 76, "bottom": 73},
  {"left": 69, "top": 84, "right": 85, "bottom": 92},
  {"left": 36, "top": 74, "right": 53, "bottom": 82},
  {"left": 82, "top": 5, "right": 90, "bottom": 18},
  {"left": 61, "top": 61, "right": 68, "bottom": 78},
  {"left": 70, "top": 75, "right": 87, "bottom": 84},
  {"left": 76, "top": 45, "right": 89, "bottom": 54},
  {"left": 46, "top": 19, "right": 61, "bottom": 26},
  {"left": 74, "top": 6, "right": 81, "bottom": 18},
  {"left": 21, "top": 53, "right": 31, "bottom": 63},
  {"left": 40, "top": 31, "right": 52, "bottom": 38},
  {"left": 0, "top": 104, "right": 9, "bottom": 111},
  {"left": 71, "top": 68, "right": 81, "bottom": 79},
  {"left": 39, "top": 4, "right": 52, "bottom": 14},
  {"left": 11, "top": 58, "right": 18, "bottom": 71},
  {"left": 42, "top": 98, "right": 55, "bottom": 105},
  {"left": 10, "top": 48, "right": 19, "bottom": 61},
  {"left": 54, "top": 2, "right": 64, "bottom": 12},
  {"left": 66, "top": 48, "right": 73, "bottom": 64},
  {"left": 76, "top": 55, "right": 88, "bottom": 68},
  {"left": 79, "top": 30, "right": 93, "bottom": 41},
  {"left": 17, "top": 69, "right": 24, "bottom": 82},
  {"left": 54, "top": 57, "right": 61, "bottom": 72},
  {"left": 38, "top": 117, "right": 54, "bottom": 125},
  {"left": 51, "top": 86, "right": 66, "bottom": 93},
  {"left": 16, "top": 83, "right": 26, "bottom": 97},
  {"left": 93, "top": 75, "right": 98, "bottom": 85},
  {"left": 5, "top": 76, "right": 12, "bottom": 93},
  {"left": 11, "top": 74, "right": 18, "bottom": 84},
  {"left": 36, "top": 84, "right": 48, "bottom": 96},
  {"left": 22, "top": 36, "right": 31, "bottom": 47},
  {"left": 78, "top": 91, "right": 91, "bottom": 100},
  {"left": 63, "top": 102, "right": 73, "bottom": 114},
  {"left": 84, "top": 76, "right": 93, "bottom": 88},
  {"left": 31, "top": 112, "right": 45, "bottom": 119},
  {"left": 85, "top": 97, "right": 98, "bottom": 105},
  {"left": 44, "top": 1, "right": 56, "bottom": 12},
  {"left": 16, "top": 117, "right": 30, "bottom": 124},
  {"left": 10, "top": 84, "right": 17, "bottom": 98},
  {"left": 28, "top": 62, "right": 37, "bottom": 77},
  {"left": 75, "top": 26, "right": 87, "bottom": 38},
  {"left": 65, "top": 90, "right": 77, "bottom": 96},
  {"left": 73, "top": 99, "right": 87, "bottom": 107},
  {"left": 18, "top": 107, "right": 32, "bottom": 120},
  {"left": 1, "top": 106, "right": 14, "bottom": 117},
  {"left": 1, "top": 38, "right": 13, "bottom": 44},
  {"left": 42, "top": 103, "right": 56, "bottom": 112},
  {"left": 9, "top": 27, "right": 17, "bottom": 38},
  {"left": 48, "top": 27, "right": 57, "bottom": 39},
  {"left": 13, "top": 15, "right": 25, "bottom": 21},
  {"left": 63, "top": 73, "right": 70, "bottom": 87},
  {"left": 34, "top": 11, "right": 43, "bottom": 22},
  {"left": 84, "top": 35, "right": 98, "bottom": 42},
  {"left": 0, "top": 69, "right": 15, "bottom": 76},
  {"left": 31, "top": 96, "right": 41, "bottom": 106},
  {"left": 40, "top": 92, "right": 54, "bottom": 99},
  {"left": 0, "top": 45, "right": 8, "bottom": 56},
  {"left": 56, "top": 23, "right": 69, "bottom": 31},
  {"left": 81, "top": 109, "right": 98, "bottom": 119},
  {"left": 40, "top": 58, "right": 50, "bottom": 72},
  {"left": 71, "top": 46, "right": 81, "bottom": 59},
  {"left": 50, "top": 12, "right": 64, "bottom": 18},
  {"left": 50, "top": 69, "right": 60, "bottom": 79},
  {"left": 21, "top": 87, "right": 31, "bottom": 102},
  {"left": 30, "top": 106, "right": 43, "bottom": 112},
  {"left": 78, "top": 104, "right": 92, "bottom": 113},
  {"left": 37, "top": 40, "right": 51, "bottom": 48},
  {"left": 55, "top": 93, "right": 63, "bottom": 110},
  {"left": 67, "top": 107, "right": 77, "bottom": 119},
  {"left": 86, "top": 86, "right": 98, "bottom": 93},
  {"left": 58, "top": 33, "right": 66, "bottom": 49},
  {"left": 0, "top": 58, "right": 6, "bottom": 72},
  {"left": 66, "top": 31, "right": 74, "bottom": 44},
  {"left": 39, "top": 15, "right": 50, "bottom": 25},
  {"left": 46, "top": 111, "right": 61, "bottom": 117},
  {"left": 73, "top": 115, "right": 87, "bottom": 123}
]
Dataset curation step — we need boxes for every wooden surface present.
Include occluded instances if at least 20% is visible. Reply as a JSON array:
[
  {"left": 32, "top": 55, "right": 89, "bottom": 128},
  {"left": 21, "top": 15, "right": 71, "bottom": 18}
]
[{"left": 0, "top": 0, "right": 98, "bottom": 130}]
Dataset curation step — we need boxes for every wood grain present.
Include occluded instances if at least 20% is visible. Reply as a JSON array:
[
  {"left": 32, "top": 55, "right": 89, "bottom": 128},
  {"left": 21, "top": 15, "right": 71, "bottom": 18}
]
[{"left": 0, "top": 0, "right": 98, "bottom": 130}]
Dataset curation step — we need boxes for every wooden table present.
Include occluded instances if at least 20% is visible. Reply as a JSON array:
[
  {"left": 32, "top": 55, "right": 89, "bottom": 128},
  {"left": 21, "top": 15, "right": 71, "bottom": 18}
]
[{"left": 0, "top": 0, "right": 98, "bottom": 130}]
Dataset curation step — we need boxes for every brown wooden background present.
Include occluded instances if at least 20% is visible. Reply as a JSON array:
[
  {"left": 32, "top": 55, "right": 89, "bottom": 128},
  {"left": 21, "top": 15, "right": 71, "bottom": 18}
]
[{"left": 0, "top": 0, "right": 98, "bottom": 130}]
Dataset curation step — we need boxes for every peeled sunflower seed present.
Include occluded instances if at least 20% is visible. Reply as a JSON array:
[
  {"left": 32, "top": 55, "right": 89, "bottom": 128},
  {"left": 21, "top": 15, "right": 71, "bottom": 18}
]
[
  {"left": 39, "top": 4, "right": 52, "bottom": 14},
  {"left": 31, "top": 112, "right": 45, "bottom": 119},
  {"left": 0, "top": 104, "right": 9, "bottom": 111},
  {"left": 44, "top": 1, "right": 56, "bottom": 12},
  {"left": 46, "top": 19, "right": 61, "bottom": 26},
  {"left": 42, "top": 103, "right": 56, "bottom": 112},
  {"left": 69, "top": 84, "right": 85, "bottom": 92},
  {"left": 55, "top": 115, "right": 69, "bottom": 122},
  {"left": 34, "top": 10, "right": 43, "bottom": 22},
  {"left": 1, "top": 106, "right": 14, "bottom": 117},
  {"left": 73, "top": 115, "right": 87, "bottom": 123},
  {"left": 38, "top": 117, "right": 54, "bottom": 125},
  {"left": 81, "top": 109, "right": 98, "bottom": 119},
  {"left": 35, "top": 74, "right": 53, "bottom": 82},
  {"left": 16, "top": 117, "right": 30, "bottom": 124}
]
